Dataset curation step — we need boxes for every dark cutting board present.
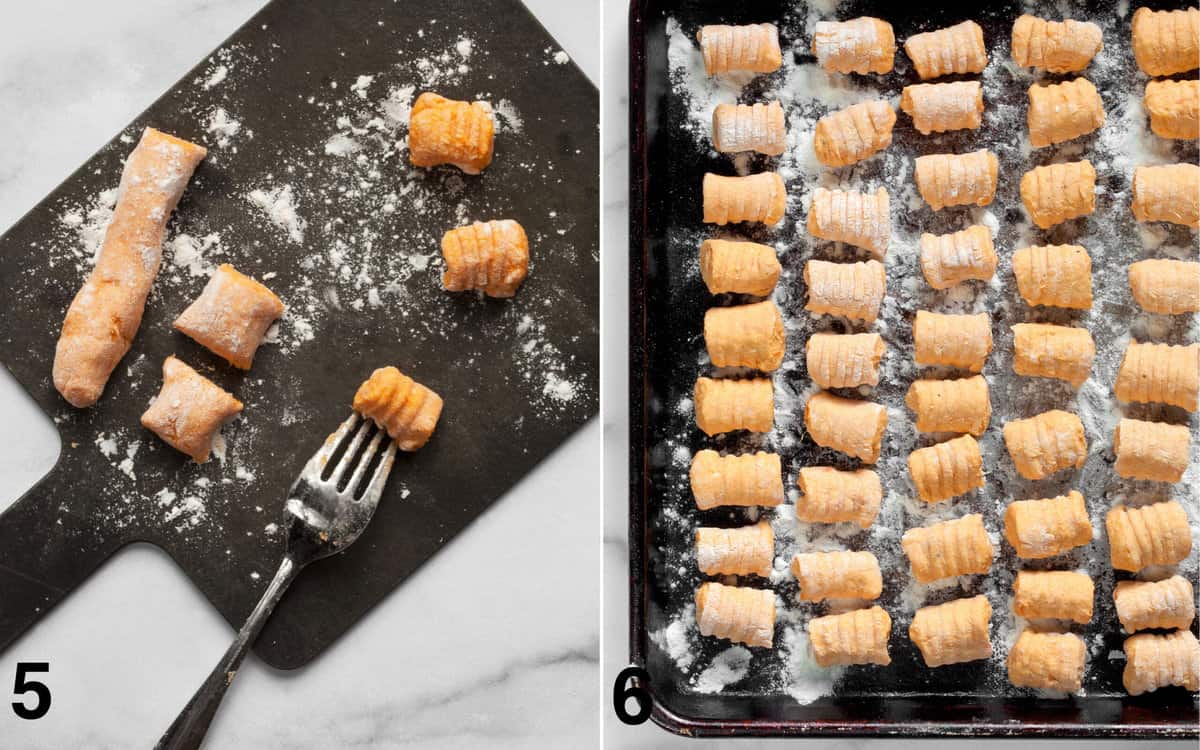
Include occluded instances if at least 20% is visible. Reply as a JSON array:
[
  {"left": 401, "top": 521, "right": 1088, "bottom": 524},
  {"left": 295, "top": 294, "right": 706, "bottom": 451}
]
[{"left": 0, "top": 0, "right": 597, "bottom": 669}]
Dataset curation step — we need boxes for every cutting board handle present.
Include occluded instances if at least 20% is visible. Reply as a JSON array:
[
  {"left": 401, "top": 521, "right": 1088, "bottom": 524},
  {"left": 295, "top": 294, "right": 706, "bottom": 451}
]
[{"left": 0, "top": 478, "right": 117, "bottom": 654}]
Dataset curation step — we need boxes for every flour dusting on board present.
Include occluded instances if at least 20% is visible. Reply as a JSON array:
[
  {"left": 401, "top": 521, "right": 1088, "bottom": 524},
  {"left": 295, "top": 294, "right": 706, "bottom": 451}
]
[{"left": 651, "top": 1, "right": 1198, "bottom": 707}]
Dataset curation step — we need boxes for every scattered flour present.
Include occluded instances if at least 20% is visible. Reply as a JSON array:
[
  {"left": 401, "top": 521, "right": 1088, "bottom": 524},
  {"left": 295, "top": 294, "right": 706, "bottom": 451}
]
[
  {"left": 247, "top": 184, "right": 307, "bottom": 244},
  {"left": 694, "top": 646, "right": 752, "bottom": 693},
  {"left": 205, "top": 107, "right": 242, "bottom": 148}
]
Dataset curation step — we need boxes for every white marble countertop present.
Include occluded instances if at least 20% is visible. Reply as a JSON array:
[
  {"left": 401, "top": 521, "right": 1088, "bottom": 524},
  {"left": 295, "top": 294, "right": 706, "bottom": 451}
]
[{"left": 0, "top": 1, "right": 598, "bottom": 748}]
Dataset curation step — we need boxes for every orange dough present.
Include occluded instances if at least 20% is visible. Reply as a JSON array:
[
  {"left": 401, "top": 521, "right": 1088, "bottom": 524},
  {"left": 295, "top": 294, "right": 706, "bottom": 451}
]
[
  {"left": 1012, "top": 570, "right": 1094, "bottom": 624},
  {"left": 1011, "top": 323, "right": 1095, "bottom": 387},
  {"left": 1123, "top": 630, "right": 1200, "bottom": 695},
  {"left": 804, "top": 259, "right": 886, "bottom": 324},
  {"left": 907, "top": 434, "right": 985, "bottom": 504},
  {"left": 795, "top": 466, "right": 882, "bottom": 529},
  {"left": 1114, "top": 576, "right": 1195, "bottom": 633},
  {"left": 690, "top": 450, "right": 784, "bottom": 510},
  {"left": 695, "top": 521, "right": 774, "bottom": 577},
  {"left": 694, "top": 377, "right": 773, "bottom": 435},
  {"left": 1008, "top": 630, "right": 1086, "bottom": 692},
  {"left": 809, "top": 606, "right": 892, "bottom": 667},
  {"left": 703, "top": 172, "right": 786, "bottom": 226},
  {"left": 804, "top": 391, "right": 887, "bottom": 463},
  {"left": 1114, "top": 417, "right": 1191, "bottom": 483},
  {"left": 910, "top": 595, "right": 992, "bottom": 667},
  {"left": 1020, "top": 160, "right": 1096, "bottom": 228},
  {"left": 695, "top": 582, "right": 775, "bottom": 648},
  {"left": 408, "top": 92, "right": 494, "bottom": 174},
  {"left": 1114, "top": 341, "right": 1199, "bottom": 412},
  {"left": 901, "top": 81, "right": 984, "bottom": 134},
  {"left": 902, "top": 514, "right": 993, "bottom": 583},
  {"left": 697, "top": 24, "right": 782, "bottom": 75},
  {"left": 140, "top": 356, "right": 243, "bottom": 463},
  {"left": 1011, "top": 15, "right": 1102, "bottom": 72},
  {"left": 1106, "top": 501, "right": 1192, "bottom": 572},
  {"left": 713, "top": 101, "right": 786, "bottom": 155},
  {"left": 1012, "top": 244, "right": 1093, "bottom": 309},
  {"left": 1131, "top": 163, "right": 1200, "bottom": 228},
  {"left": 791, "top": 550, "right": 882, "bottom": 602},
  {"left": 806, "top": 332, "right": 885, "bottom": 389},
  {"left": 914, "top": 150, "right": 998, "bottom": 210},
  {"left": 353, "top": 366, "right": 443, "bottom": 451},
  {"left": 1003, "top": 491, "right": 1092, "bottom": 559},
  {"left": 1132, "top": 7, "right": 1200, "bottom": 76},
  {"left": 913, "top": 311, "right": 992, "bottom": 373},
  {"left": 919, "top": 224, "right": 996, "bottom": 288},
  {"left": 173, "top": 264, "right": 284, "bottom": 370},
  {"left": 904, "top": 21, "right": 987, "bottom": 80},
  {"left": 441, "top": 219, "right": 529, "bottom": 297},
  {"left": 807, "top": 187, "right": 890, "bottom": 258},
  {"left": 1128, "top": 259, "right": 1200, "bottom": 314},
  {"left": 905, "top": 376, "right": 991, "bottom": 436},
  {"left": 699, "top": 239, "right": 780, "bottom": 296},
  {"left": 1003, "top": 409, "right": 1086, "bottom": 480},
  {"left": 812, "top": 100, "right": 896, "bottom": 167},
  {"left": 812, "top": 17, "right": 896, "bottom": 74},
  {"left": 703, "top": 300, "right": 785, "bottom": 371},
  {"left": 1027, "top": 77, "right": 1105, "bottom": 148},
  {"left": 1144, "top": 79, "right": 1200, "bottom": 140}
]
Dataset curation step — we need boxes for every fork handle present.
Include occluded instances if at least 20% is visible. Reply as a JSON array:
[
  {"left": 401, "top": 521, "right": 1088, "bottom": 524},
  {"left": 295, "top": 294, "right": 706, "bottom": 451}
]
[{"left": 155, "top": 555, "right": 302, "bottom": 750}]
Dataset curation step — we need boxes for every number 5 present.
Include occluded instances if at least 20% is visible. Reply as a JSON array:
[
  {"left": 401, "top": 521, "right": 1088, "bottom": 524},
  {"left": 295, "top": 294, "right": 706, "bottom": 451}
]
[{"left": 12, "top": 662, "right": 51, "bottom": 720}]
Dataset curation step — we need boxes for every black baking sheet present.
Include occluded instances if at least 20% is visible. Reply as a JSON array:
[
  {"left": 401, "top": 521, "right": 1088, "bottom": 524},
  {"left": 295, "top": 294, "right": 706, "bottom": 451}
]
[
  {"left": 629, "top": 0, "right": 1198, "bottom": 738},
  {"left": 0, "top": 0, "right": 598, "bottom": 669}
]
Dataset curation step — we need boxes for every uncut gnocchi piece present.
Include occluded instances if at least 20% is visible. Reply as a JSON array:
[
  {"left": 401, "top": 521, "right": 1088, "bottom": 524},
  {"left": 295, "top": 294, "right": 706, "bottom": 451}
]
[
  {"left": 806, "top": 187, "right": 890, "bottom": 258},
  {"left": 804, "top": 259, "right": 886, "bottom": 324},
  {"left": 809, "top": 606, "right": 892, "bottom": 667},
  {"left": 697, "top": 24, "right": 782, "bottom": 76},
  {"left": 140, "top": 356, "right": 243, "bottom": 463},
  {"left": 908, "top": 434, "right": 985, "bottom": 504},
  {"left": 1012, "top": 244, "right": 1093, "bottom": 310},
  {"left": 913, "top": 311, "right": 992, "bottom": 373},
  {"left": 1003, "top": 410, "right": 1087, "bottom": 480},
  {"left": 791, "top": 550, "right": 882, "bottom": 602},
  {"left": 408, "top": 93, "right": 494, "bottom": 174},
  {"left": 804, "top": 391, "right": 887, "bottom": 463},
  {"left": 909, "top": 595, "right": 992, "bottom": 667},
  {"left": 1115, "top": 576, "right": 1196, "bottom": 633},
  {"left": 712, "top": 101, "right": 786, "bottom": 155},
  {"left": 902, "top": 513, "right": 993, "bottom": 583},
  {"left": 1114, "top": 341, "right": 1199, "bottom": 412},
  {"left": 1128, "top": 259, "right": 1200, "bottom": 314},
  {"left": 914, "top": 150, "right": 998, "bottom": 210},
  {"left": 699, "top": 239, "right": 781, "bottom": 296},
  {"left": 1012, "top": 570, "right": 1094, "bottom": 624},
  {"left": 173, "top": 264, "right": 284, "bottom": 370},
  {"left": 695, "top": 521, "right": 774, "bottom": 577},
  {"left": 1008, "top": 630, "right": 1086, "bottom": 693},
  {"left": 904, "top": 21, "right": 988, "bottom": 80},
  {"left": 796, "top": 466, "right": 882, "bottom": 529},
  {"left": 1011, "top": 323, "right": 1096, "bottom": 388},
  {"left": 1004, "top": 491, "right": 1092, "bottom": 559},
  {"left": 900, "top": 81, "right": 984, "bottom": 135},
  {"left": 812, "top": 101, "right": 897, "bottom": 167},
  {"left": 1114, "top": 417, "right": 1191, "bottom": 483},
  {"left": 806, "top": 332, "right": 885, "bottom": 389},
  {"left": 1106, "top": 500, "right": 1192, "bottom": 572},
  {"left": 441, "top": 220, "right": 529, "bottom": 297},
  {"left": 695, "top": 581, "right": 775, "bottom": 648},
  {"left": 1011, "top": 15, "right": 1103, "bottom": 73},
  {"left": 690, "top": 450, "right": 784, "bottom": 510},
  {"left": 919, "top": 224, "right": 996, "bottom": 289},
  {"left": 353, "top": 366, "right": 444, "bottom": 451},
  {"left": 1132, "top": 7, "right": 1200, "bottom": 77},
  {"left": 1131, "top": 164, "right": 1200, "bottom": 228},
  {"left": 1123, "top": 630, "right": 1200, "bottom": 695},
  {"left": 1144, "top": 80, "right": 1200, "bottom": 140},
  {"left": 53, "top": 128, "right": 207, "bottom": 408},
  {"left": 1020, "top": 160, "right": 1096, "bottom": 228},
  {"left": 694, "top": 377, "right": 773, "bottom": 435},
  {"left": 704, "top": 300, "right": 785, "bottom": 371},
  {"left": 703, "top": 172, "right": 786, "bottom": 226},
  {"left": 812, "top": 17, "right": 896, "bottom": 75},
  {"left": 1027, "top": 78, "right": 1105, "bottom": 148},
  {"left": 905, "top": 376, "right": 991, "bottom": 436}
]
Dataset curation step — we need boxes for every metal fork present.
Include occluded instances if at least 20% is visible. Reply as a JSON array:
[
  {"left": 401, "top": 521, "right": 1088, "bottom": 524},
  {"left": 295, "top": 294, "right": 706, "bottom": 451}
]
[{"left": 156, "top": 414, "right": 397, "bottom": 750}]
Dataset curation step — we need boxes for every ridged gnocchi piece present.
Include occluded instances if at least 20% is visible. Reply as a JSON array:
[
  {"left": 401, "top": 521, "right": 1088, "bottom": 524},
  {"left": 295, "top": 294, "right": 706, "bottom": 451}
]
[
  {"left": 1144, "top": 79, "right": 1200, "bottom": 140},
  {"left": 919, "top": 224, "right": 996, "bottom": 289},
  {"left": 807, "top": 187, "right": 890, "bottom": 258},
  {"left": 703, "top": 172, "right": 787, "bottom": 226},
  {"left": 813, "top": 100, "right": 897, "bottom": 167},
  {"left": 806, "top": 332, "right": 885, "bottom": 389},
  {"left": 908, "top": 434, "right": 985, "bottom": 504},
  {"left": 1011, "top": 323, "right": 1096, "bottom": 388},
  {"left": 1131, "top": 163, "right": 1200, "bottom": 228},
  {"left": 913, "top": 311, "right": 992, "bottom": 373},
  {"left": 1106, "top": 501, "right": 1192, "bottom": 572},
  {"left": 804, "top": 391, "right": 887, "bottom": 463},
  {"left": 1012, "top": 244, "right": 1093, "bottom": 309},
  {"left": 1008, "top": 630, "right": 1086, "bottom": 693},
  {"left": 441, "top": 219, "right": 529, "bottom": 297},
  {"left": 900, "top": 81, "right": 984, "bottom": 134},
  {"left": 695, "top": 581, "right": 775, "bottom": 648},
  {"left": 353, "top": 366, "right": 444, "bottom": 451},
  {"left": 809, "top": 606, "right": 893, "bottom": 667},
  {"left": 905, "top": 376, "right": 991, "bottom": 436},
  {"left": 1020, "top": 160, "right": 1096, "bottom": 228},
  {"left": 408, "top": 93, "right": 494, "bottom": 174},
  {"left": 690, "top": 450, "right": 784, "bottom": 510},
  {"left": 140, "top": 356, "right": 243, "bottom": 463},
  {"left": 812, "top": 17, "right": 896, "bottom": 74},
  {"left": 1027, "top": 77, "right": 1105, "bottom": 148},
  {"left": 1123, "top": 630, "right": 1200, "bottom": 695},
  {"left": 904, "top": 21, "right": 988, "bottom": 80},
  {"left": 1011, "top": 15, "right": 1103, "bottom": 73},
  {"left": 795, "top": 466, "right": 882, "bottom": 528},
  {"left": 712, "top": 101, "right": 786, "bottom": 155},
  {"left": 1114, "top": 418, "right": 1191, "bottom": 483},
  {"left": 791, "top": 550, "right": 882, "bottom": 602},
  {"left": 704, "top": 300, "right": 785, "bottom": 371},
  {"left": 694, "top": 377, "right": 774, "bottom": 435},
  {"left": 695, "top": 521, "right": 774, "bottom": 577},
  {"left": 1128, "top": 259, "right": 1200, "bottom": 314},
  {"left": 909, "top": 595, "right": 992, "bottom": 667},
  {"left": 902, "top": 514, "right": 993, "bottom": 583},
  {"left": 697, "top": 24, "right": 783, "bottom": 75},
  {"left": 804, "top": 259, "right": 886, "bottom": 324},
  {"left": 914, "top": 150, "right": 998, "bottom": 210},
  {"left": 1004, "top": 491, "right": 1092, "bottom": 559},
  {"left": 173, "top": 263, "right": 284, "bottom": 370},
  {"left": 1114, "top": 341, "right": 1199, "bottom": 412},
  {"left": 1012, "top": 570, "right": 1094, "bottom": 624},
  {"left": 1132, "top": 7, "right": 1200, "bottom": 77},
  {"left": 1002, "top": 409, "right": 1087, "bottom": 480},
  {"left": 1115, "top": 576, "right": 1196, "bottom": 633},
  {"left": 699, "top": 239, "right": 781, "bottom": 296}
]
